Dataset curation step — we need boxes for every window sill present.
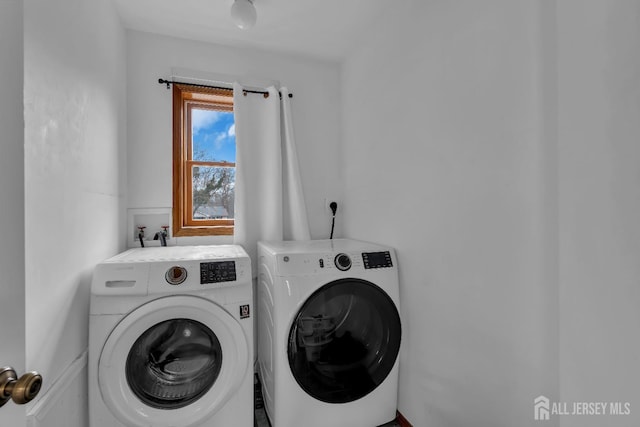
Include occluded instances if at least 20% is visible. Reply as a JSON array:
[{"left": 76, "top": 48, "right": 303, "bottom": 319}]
[{"left": 173, "top": 225, "right": 234, "bottom": 237}]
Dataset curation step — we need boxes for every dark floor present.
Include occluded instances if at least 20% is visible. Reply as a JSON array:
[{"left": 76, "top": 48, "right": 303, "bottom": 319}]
[
  {"left": 254, "top": 375, "right": 400, "bottom": 427},
  {"left": 254, "top": 406, "right": 400, "bottom": 427}
]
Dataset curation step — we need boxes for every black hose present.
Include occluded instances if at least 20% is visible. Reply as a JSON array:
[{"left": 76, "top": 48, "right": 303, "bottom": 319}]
[{"left": 329, "top": 202, "right": 337, "bottom": 239}]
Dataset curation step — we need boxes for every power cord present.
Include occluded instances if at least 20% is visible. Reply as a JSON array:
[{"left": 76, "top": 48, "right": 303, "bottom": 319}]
[{"left": 329, "top": 202, "right": 338, "bottom": 239}]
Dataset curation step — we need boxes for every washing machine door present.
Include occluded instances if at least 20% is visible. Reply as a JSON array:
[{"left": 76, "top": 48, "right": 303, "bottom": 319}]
[
  {"left": 99, "top": 295, "right": 249, "bottom": 427},
  {"left": 288, "top": 278, "right": 401, "bottom": 403}
]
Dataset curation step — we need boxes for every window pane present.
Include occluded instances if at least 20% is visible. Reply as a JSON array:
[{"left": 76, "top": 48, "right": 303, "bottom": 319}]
[
  {"left": 191, "top": 109, "right": 235, "bottom": 163},
  {"left": 192, "top": 166, "right": 235, "bottom": 220}
]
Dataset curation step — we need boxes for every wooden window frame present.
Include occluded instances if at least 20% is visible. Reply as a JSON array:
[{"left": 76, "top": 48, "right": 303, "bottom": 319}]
[{"left": 172, "top": 84, "right": 235, "bottom": 236}]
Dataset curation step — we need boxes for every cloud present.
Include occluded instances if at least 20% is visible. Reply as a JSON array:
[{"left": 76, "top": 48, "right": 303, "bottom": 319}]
[
  {"left": 192, "top": 109, "right": 221, "bottom": 134},
  {"left": 214, "top": 132, "right": 227, "bottom": 151},
  {"left": 227, "top": 123, "right": 235, "bottom": 137}
]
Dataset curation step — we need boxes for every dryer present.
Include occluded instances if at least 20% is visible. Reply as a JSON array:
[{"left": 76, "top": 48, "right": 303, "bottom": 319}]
[
  {"left": 257, "top": 239, "right": 401, "bottom": 427},
  {"left": 89, "top": 245, "right": 253, "bottom": 427}
]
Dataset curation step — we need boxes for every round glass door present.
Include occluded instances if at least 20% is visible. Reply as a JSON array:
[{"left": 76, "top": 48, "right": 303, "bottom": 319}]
[
  {"left": 98, "top": 296, "right": 249, "bottom": 427},
  {"left": 288, "top": 278, "right": 401, "bottom": 403},
  {"left": 126, "top": 319, "right": 222, "bottom": 409}
]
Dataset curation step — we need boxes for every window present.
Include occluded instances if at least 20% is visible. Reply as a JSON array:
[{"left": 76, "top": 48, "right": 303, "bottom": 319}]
[{"left": 172, "top": 84, "right": 235, "bottom": 236}]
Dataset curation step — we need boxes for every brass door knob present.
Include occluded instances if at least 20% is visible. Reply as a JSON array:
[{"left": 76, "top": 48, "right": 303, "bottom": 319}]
[{"left": 0, "top": 367, "right": 43, "bottom": 407}]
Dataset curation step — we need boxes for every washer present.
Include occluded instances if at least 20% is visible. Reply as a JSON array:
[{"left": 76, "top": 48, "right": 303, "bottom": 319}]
[
  {"left": 89, "top": 245, "right": 253, "bottom": 427},
  {"left": 257, "top": 239, "right": 402, "bottom": 427}
]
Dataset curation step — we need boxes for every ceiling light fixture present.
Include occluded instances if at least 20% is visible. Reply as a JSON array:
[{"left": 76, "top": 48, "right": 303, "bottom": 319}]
[{"left": 231, "top": 0, "right": 257, "bottom": 30}]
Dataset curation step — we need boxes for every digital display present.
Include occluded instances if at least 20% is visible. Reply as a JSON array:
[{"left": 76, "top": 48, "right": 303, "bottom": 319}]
[
  {"left": 362, "top": 251, "right": 393, "bottom": 269},
  {"left": 200, "top": 261, "right": 236, "bottom": 284}
]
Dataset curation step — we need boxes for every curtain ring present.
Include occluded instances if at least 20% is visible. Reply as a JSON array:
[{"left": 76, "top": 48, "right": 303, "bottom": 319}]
[
  {"left": 263, "top": 92, "right": 269, "bottom": 98},
  {"left": 243, "top": 90, "right": 248, "bottom": 96}
]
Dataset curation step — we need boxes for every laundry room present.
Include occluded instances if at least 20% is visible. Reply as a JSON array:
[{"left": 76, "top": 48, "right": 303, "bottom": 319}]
[{"left": 1, "top": 1, "right": 640, "bottom": 427}]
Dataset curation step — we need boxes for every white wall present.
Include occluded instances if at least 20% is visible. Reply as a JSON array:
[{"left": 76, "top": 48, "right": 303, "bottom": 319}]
[
  {"left": 23, "top": 0, "right": 127, "bottom": 424},
  {"left": 342, "top": 0, "right": 640, "bottom": 426},
  {"left": 342, "top": 1, "right": 558, "bottom": 426},
  {"left": 0, "top": 1, "right": 25, "bottom": 425},
  {"left": 126, "top": 30, "right": 342, "bottom": 244},
  {"left": 557, "top": 1, "right": 640, "bottom": 426}
]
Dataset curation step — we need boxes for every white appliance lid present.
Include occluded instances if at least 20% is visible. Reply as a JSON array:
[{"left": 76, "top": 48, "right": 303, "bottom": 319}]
[
  {"left": 102, "top": 245, "right": 249, "bottom": 264},
  {"left": 258, "top": 239, "right": 390, "bottom": 255}
]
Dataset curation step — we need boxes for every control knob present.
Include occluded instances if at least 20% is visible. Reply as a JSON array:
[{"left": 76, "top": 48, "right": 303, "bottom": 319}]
[
  {"left": 334, "top": 253, "right": 352, "bottom": 271},
  {"left": 165, "top": 266, "right": 187, "bottom": 285}
]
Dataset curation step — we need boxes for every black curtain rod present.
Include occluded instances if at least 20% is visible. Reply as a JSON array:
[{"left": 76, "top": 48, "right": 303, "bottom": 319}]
[{"left": 158, "top": 78, "right": 292, "bottom": 98}]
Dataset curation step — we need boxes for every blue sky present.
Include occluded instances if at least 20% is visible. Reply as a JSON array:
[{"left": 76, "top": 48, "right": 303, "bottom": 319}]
[{"left": 191, "top": 108, "right": 236, "bottom": 163}]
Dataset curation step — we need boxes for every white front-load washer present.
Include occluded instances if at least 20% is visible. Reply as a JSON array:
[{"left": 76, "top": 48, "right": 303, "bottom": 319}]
[
  {"left": 89, "top": 245, "right": 253, "bottom": 427},
  {"left": 257, "top": 239, "right": 402, "bottom": 427}
]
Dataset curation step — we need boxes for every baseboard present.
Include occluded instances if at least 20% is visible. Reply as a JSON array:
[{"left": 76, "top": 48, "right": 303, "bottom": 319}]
[
  {"left": 396, "top": 410, "right": 413, "bottom": 427},
  {"left": 26, "top": 351, "right": 88, "bottom": 427}
]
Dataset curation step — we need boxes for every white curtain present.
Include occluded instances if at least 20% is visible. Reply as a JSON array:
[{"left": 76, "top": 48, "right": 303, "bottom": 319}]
[
  {"left": 233, "top": 83, "right": 310, "bottom": 267},
  {"left": 280, "top": 87, "right": 311, "bottom": 242}
]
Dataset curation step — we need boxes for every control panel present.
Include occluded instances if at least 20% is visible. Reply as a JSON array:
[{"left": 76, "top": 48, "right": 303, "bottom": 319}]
[
  {"left": 277, "top": 249, "right": 395, "bottom": 275},
  {"left": 200, "top": 260, "right": 237, "bottom": 284},
  {"left": 362, "top": 251, "right": 393, "bottom": 269}
]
